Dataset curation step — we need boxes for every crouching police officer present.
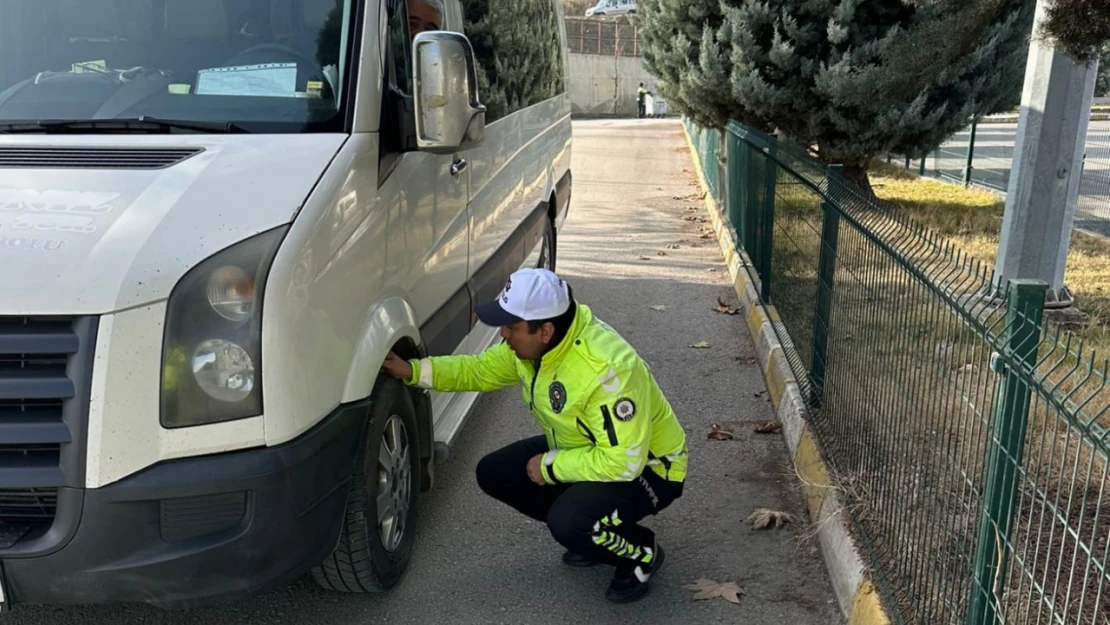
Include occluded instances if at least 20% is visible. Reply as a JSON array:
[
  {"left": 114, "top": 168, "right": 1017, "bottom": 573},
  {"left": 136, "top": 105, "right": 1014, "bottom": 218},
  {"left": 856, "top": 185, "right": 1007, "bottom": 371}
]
[{"left": 381, "top": 267, "right": 688, "bottom": 603}]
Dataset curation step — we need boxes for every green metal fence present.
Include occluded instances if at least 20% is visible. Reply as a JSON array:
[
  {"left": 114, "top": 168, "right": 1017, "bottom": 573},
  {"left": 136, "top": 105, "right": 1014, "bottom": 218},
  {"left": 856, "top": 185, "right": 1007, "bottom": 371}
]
[{"left": 688, "top": 118, "right": 1110, "bottom": 625}]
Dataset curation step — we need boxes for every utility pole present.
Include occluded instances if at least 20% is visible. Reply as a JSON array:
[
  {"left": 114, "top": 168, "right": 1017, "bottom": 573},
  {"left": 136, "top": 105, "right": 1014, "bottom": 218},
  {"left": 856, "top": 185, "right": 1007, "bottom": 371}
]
[{"left": 993, "top": 0, "right": 1099, "bottom": 309}]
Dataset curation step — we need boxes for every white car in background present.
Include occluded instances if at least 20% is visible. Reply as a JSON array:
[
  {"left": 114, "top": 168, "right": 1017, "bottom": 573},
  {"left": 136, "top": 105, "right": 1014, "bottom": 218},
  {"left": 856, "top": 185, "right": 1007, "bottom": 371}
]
[{"left": 585, "top": 0, "right": 636, "bottom": 16}]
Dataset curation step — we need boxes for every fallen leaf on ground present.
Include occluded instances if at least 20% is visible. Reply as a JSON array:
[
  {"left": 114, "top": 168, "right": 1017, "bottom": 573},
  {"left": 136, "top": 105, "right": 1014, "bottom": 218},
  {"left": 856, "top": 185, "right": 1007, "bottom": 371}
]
[
  {"left": 683, "top": 215, "right": 699, "bottom": 222},
  {"left": 748, "top": 508, "right": 797, "bottom": 530},
  {"left": 690, "top": 341, "right": 711, "bottom": 349},
  {"left": 707, "top": 268, "right": 718, "bottom": 273},
  {"left": 650, "top": 305, "right": 667, "bottom": 311},
  {"left": 713, "top": 297, "right": 741, "bottom": 315},
  {"left": 700, "top": 233, "right": 715, "bottom": 239},
  {"left": 638, "top": 256, "right": 651, "bottom": 260},
  {"left": 657, "top": 251, "right": 667, "bottom": 256},
  {"left": 667, "top": 244, "right": 681, "bottom": 249},
  {"left": 683, "top": 578, "right": 743, "bottom": 604},
  {"left": 754, "top": 421, "right": 782, "bottom": 434},
  {"left": 707, "top": 423, "right": 734, "bottom": 441}
]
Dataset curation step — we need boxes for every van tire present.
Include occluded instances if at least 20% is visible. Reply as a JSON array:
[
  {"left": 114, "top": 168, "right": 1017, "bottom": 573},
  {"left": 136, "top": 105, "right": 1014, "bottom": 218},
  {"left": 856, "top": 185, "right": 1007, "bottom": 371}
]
[
  {"left": 311, "top": 376, "right": 420, "bottom": 593},
  {"left": 538, "top": 214, "right": 557, "bottom": 271}
]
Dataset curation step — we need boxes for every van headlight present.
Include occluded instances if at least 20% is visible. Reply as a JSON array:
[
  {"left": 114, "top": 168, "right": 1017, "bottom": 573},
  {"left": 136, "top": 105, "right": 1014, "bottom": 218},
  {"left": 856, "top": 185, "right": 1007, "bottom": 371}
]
[{"left": 161, "top": 226, "right": 287, "bottom": 428}]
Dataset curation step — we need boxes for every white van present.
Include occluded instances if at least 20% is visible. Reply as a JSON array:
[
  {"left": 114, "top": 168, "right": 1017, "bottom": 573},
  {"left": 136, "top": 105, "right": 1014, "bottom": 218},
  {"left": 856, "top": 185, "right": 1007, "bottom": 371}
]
[{"left": 0, "top": 0, "right": 572, "bottom": 609}]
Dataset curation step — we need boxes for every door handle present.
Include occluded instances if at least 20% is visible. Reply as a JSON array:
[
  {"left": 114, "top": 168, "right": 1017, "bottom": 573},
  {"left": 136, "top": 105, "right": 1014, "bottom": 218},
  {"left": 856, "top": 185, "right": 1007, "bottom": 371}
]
[{"left": 451, "top": 158, "right": 468, "bottom": 176}]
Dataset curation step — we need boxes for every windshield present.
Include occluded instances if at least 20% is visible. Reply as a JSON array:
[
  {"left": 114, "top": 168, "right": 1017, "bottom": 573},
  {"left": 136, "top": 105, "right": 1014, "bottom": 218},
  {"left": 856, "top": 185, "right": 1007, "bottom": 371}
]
[{"left": 0, "top": 0, "right": 356, "bottom": 133}]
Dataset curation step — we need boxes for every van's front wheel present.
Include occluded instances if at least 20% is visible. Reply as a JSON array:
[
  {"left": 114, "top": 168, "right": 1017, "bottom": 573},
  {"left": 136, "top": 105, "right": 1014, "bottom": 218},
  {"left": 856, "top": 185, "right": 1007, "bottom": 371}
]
[{"left": 312, "top": 377, "right": 420, "bottom": 593}]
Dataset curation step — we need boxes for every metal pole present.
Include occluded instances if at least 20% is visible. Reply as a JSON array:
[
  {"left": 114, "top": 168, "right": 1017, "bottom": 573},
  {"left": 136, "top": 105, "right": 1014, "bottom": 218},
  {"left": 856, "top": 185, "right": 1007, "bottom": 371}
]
[
  {"left": 993, "top": 0, "right": 1097, "bottom": 308},
  {"left": 964, "top": 121, "right": 978, "bottom": 187},
  {"left": 810, "top": 164, "right": 843, "bottom": 407},
  {"left": 965, "top": 279, "right": 1048, "bottom": 625}
]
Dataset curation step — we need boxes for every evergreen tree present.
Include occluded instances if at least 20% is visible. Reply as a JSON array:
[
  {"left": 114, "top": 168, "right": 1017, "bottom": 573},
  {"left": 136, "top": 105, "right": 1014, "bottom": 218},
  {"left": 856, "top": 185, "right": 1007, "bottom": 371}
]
[
  {"left": 462, "top": 0, "right": 564, "bottom": 122},
  {"left": 638, "top": 0, "right": 763, "bottom": 130},
  {"left": 1038, "top": 0, "right": 1110, "bottom": 63},
  {"left": 638, "top": 0, "right": 1035, "bottom": 192}
]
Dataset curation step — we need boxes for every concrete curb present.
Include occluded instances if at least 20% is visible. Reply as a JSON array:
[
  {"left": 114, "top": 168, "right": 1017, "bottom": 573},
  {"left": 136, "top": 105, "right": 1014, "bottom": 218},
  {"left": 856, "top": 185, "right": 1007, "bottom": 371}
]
[{"left": 681, "top": 126, "right": 891, "bottom": 625}]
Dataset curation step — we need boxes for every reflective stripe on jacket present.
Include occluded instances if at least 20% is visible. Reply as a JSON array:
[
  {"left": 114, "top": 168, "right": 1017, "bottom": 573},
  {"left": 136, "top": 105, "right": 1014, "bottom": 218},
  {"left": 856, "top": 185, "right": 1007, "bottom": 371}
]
[{"left": 405, "top": 304, "right": 688, "bottom": 484}]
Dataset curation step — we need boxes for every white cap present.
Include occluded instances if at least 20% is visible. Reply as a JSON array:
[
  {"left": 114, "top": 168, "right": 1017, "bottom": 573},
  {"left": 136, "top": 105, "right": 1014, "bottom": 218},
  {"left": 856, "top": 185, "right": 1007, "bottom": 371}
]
[{"left": 475, "top": 268, "right": 572, "bottom": 326}]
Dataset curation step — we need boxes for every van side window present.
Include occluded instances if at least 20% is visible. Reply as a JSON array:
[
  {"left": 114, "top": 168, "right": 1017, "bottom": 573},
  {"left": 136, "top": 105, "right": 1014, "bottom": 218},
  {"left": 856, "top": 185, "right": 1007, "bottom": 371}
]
[
  {"left": 386, "top": 0, "right": 414, "bottom": 95},
  {"left": 380, "top": 0, "right": 427, "bottom": 167},
  {"left": 462, "top": 0, "right": 565, "bottom": 123}
]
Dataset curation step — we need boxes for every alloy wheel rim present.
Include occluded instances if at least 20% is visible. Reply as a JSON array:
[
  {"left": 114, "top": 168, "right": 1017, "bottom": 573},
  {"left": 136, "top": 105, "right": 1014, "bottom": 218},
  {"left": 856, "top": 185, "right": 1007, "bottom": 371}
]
[{"left": 376, "top": 414, "right": 411, "bottom": 552}]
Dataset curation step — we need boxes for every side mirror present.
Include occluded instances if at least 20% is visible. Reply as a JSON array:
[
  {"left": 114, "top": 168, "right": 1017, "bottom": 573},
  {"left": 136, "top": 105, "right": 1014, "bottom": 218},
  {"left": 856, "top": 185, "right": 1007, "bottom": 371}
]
[{"left": 412, "top": 31, "right": 487, "bottom": 154}]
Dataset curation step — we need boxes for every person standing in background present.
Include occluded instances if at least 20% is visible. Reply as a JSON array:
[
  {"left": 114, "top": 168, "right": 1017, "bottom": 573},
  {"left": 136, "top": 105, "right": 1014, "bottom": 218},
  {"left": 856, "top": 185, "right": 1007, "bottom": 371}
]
[{"left": 636, "top": 82, "right": 650, "bottom": 118}]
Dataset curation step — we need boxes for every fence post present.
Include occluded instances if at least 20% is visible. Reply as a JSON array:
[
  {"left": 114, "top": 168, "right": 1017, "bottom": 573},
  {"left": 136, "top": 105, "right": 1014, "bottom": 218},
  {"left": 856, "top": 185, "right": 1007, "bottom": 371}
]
[
  {"left": 726, "top": 130, "right": 744, "bottom": 236},
  {"left": 717, "top": 130, "right": 729, "bottom": 219},
  {"left": 965, "top": 279, "right": 1048, "bottom": 625},
  {"left": 758, "top": 135, "right": 778, "bottom": 303},
  {"left": 963, "top": 121, "right": 978, "bottom": 186},
  {"left": 809, "top": 164, "right": 843, "bottom": 407}
]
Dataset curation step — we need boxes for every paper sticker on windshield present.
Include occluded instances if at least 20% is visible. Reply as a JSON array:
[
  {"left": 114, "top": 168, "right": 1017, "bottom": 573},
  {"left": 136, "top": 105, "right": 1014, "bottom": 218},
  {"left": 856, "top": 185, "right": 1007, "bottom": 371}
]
[
  {"left": 72, "top": 60, "right": 107, "bottom": 74},
  {"left": 196, "top": 63, "right": 297, "bottom": 98}
]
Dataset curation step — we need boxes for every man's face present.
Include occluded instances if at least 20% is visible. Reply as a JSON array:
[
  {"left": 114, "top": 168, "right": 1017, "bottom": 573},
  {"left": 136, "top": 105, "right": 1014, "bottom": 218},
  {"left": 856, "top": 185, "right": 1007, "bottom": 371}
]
[
  {"left": 407, "top": 0, "right": 441, "bottom": 38},
  {"left": 500, "top": 321, "right": 554, "bottom": 361}
]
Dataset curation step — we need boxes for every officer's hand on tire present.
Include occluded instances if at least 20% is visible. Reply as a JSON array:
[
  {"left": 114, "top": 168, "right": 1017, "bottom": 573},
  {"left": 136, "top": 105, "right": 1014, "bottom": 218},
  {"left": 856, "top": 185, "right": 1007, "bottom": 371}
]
[
  {"left": 527, "top": 454, "right": 546, "bottom": 486},
  {"left": 381, "top": 352, "right": 413, "bottom": 381}
]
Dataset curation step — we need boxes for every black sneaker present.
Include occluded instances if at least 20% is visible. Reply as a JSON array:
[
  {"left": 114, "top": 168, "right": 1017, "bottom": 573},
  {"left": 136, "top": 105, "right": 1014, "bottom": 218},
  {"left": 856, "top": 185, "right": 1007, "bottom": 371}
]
[
  {"left": 561, "top": 550, "right": 598, "bottom": 568},
  {"left": 605, "top": 542, "right": 665, "bottom": 604}
]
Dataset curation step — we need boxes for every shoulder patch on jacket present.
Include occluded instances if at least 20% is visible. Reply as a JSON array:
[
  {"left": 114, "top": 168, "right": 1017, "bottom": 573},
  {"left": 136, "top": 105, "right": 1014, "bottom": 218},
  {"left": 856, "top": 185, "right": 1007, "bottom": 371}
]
[{"left": 614, "top": 397, "right": 636, "bottom": 421}]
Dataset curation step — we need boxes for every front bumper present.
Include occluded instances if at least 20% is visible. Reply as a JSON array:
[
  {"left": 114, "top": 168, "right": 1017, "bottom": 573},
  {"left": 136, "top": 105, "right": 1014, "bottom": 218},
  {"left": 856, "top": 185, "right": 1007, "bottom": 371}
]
[{"left": 0, "top": 401, "right": 368, "bottom": 609}]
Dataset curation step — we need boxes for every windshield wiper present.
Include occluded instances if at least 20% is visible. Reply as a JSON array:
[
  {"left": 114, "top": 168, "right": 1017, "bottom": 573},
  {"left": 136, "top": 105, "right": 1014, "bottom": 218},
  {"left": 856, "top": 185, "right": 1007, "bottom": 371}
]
[{"left": 0, "top": 117, "right": 250, "bottom": 134}]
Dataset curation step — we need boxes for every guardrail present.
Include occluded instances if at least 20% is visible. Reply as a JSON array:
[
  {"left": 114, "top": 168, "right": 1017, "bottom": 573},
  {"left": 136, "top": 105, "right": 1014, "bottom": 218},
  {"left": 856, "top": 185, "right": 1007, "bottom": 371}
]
[{"left": 688, "top": 118, "right": 1110, "bottom": 625}]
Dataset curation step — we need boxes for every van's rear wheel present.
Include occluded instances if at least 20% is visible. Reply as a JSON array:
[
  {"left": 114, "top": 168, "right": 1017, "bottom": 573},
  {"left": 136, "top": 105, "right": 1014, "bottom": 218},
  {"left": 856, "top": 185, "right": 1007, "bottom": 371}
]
[
  {"left": 538, "top": 214, "right": 557, "bottom": 271},
  {"left": 312, "top": 377, "right": 420, "bottom": 593}
]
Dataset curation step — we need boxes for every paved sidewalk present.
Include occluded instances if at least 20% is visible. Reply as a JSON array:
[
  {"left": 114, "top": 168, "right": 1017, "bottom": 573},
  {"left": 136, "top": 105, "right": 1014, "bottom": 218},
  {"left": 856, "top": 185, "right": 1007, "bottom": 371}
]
[{"left": 7, "top": 119, "right": 841, "bottom": 624}]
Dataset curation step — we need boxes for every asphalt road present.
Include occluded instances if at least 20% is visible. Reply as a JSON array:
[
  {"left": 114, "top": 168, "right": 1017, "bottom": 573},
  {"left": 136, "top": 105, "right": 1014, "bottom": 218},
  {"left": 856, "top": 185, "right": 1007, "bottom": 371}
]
[
  {"left": 929, "top": 120, "right": 1110, "bottom": 234},
  {"left": 6, "top": 119, "right": 842, "bottom": 624}
]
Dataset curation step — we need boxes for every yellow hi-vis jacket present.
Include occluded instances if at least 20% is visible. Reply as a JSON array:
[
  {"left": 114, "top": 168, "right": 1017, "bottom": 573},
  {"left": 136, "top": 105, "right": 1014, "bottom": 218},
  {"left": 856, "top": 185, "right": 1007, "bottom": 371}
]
[{"left": 405, "top": 304, "right": 688, "bottom": 485}]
